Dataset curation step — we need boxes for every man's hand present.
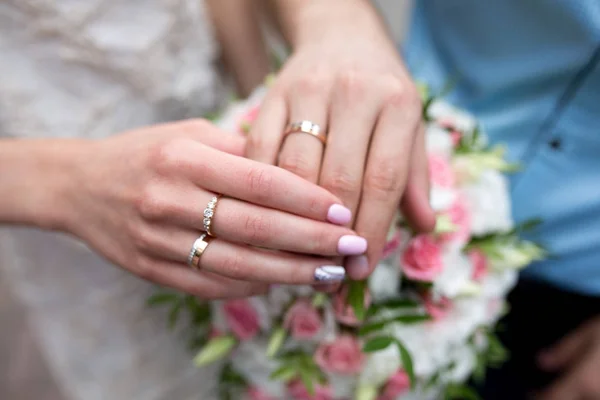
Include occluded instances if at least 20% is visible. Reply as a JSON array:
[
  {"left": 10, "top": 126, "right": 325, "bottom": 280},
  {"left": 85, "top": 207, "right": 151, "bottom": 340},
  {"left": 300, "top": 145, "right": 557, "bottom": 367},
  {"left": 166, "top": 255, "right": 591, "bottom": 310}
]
[
  {"left": 537, "top": 316, "right": 600, "bottom": 400},
  {"left": 246, "top": 0, "right": 435, "bottom": 281}
]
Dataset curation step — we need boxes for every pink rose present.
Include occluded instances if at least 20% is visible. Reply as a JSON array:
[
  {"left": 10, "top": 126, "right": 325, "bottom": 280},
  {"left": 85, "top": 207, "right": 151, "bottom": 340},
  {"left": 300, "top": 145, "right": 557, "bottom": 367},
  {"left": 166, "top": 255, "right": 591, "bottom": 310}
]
[
  {"left": 314, "top": 335, "right": 365, "bottom": 375},
  {"left": 247, "top": 387, "right": 276, "bottom": 400},
  {"left": 284, "top": 299, "right": 322, "bottom": 340},
  {"left": 378, "top": 370, "right": 411, "bottom": 400},
  {"left": 441, "top": 197, "right": 472, "bottom": 245},
  {"left": 382, "top": 230, "right": 403, "bottom": 259},
  {"left": 287, "top": 379, "right": 333, "bottom": 400},
  {"left": 333, "top": 285, "right": 372, "bottom": 327},
  {"left": 423, "top": 294, "right": 452, "bottom": 320},
  {"left": 469, "top": 249, "right": 489, "bottom": 281},
  {"left": 401, "top": 235, "right": 444, "bottom": 281},
  {"left": 223, "top": 299, "right": 260, "bottom": 340},
  {"left": 428, "top": 154, "right": 455, "bottom": 188}
]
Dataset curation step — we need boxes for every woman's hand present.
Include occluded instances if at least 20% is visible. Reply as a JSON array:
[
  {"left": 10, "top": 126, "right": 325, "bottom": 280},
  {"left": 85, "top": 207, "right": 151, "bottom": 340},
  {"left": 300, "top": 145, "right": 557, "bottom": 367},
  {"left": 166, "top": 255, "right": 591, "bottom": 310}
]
[
  {"left": 56, "top": 120, "right": 366, "bottom": 298},
  {"left": 246, "top": 0, "right": 435, "bottom": 280}
]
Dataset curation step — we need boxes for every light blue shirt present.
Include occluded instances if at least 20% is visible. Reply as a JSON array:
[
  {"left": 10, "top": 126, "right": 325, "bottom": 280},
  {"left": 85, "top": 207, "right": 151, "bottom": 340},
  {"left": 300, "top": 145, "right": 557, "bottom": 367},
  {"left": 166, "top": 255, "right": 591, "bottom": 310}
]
[{"left": 404, "top": 0, "right": 600, "bottom": 295}]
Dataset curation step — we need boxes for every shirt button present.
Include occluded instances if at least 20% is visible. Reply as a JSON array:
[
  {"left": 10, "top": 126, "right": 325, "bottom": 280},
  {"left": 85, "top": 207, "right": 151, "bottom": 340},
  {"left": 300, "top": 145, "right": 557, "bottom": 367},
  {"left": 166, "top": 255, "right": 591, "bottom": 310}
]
[{"left": 549, "top": 138, "right": 562, "bottom": 150}]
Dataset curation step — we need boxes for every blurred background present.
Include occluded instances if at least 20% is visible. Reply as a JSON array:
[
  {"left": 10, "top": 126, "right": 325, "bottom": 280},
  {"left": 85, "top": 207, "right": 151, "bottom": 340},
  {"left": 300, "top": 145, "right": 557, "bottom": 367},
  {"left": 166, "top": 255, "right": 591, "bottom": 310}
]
[{"left": 0, "top": 1, "right": 411, "bottom": 399}]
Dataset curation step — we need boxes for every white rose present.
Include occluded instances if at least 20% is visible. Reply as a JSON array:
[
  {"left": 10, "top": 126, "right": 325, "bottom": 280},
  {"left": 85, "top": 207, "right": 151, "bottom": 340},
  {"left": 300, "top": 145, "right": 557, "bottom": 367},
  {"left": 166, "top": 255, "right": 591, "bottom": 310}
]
[
  {"left": 433, "top": 251, "right": 473, "bottom": 298},
  {"left": 462, "top": 170, "right": 513, "bottom": 236},
  {"left": 430, "top": 187, "right": 457, "bottom": 212},
  {"left": 359, "top": 344, "right": 401, "bottom": 386}
]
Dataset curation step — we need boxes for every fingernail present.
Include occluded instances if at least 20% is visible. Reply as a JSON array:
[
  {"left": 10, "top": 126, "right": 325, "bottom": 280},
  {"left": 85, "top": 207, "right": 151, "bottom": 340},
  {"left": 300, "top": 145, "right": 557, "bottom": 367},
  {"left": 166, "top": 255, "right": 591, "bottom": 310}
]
[
  {"left": 346, "top": 255, "right": 369, "bottom": 279},
  {"left": 337, "top": 235, "right": 368, "bottom": 255},
  {"left": 327, "top": 204, "right": 352, "bottom": 225},
  {"left": 314, "top": 266, "right": 346, "bottom": 282}
]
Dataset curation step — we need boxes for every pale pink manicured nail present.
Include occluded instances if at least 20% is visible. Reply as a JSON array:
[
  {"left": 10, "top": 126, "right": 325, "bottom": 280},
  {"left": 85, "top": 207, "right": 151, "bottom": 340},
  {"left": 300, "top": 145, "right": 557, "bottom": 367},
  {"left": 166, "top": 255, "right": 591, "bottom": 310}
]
[
  {"left": 327, "top": 204, "right": 352, "bottom": 225},
  {"left": 346, "top": 255, "right": 369, "bottom": 279},
  {"left": 337, "top": 235, "right": 368, "bottom": 255}
]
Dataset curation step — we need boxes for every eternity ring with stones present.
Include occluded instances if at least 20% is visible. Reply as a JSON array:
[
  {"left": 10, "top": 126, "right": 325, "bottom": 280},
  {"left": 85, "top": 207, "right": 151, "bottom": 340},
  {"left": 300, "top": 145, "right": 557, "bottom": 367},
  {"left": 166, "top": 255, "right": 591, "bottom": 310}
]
[
  {"left": 187, "top": 234, "right": 212, "bottom": 270},
  {"left": 284, "top": 120, "right": 327, "bottom": 145},
  {"left": 203, "top": 195, "right": 222, "bottom": 236}
]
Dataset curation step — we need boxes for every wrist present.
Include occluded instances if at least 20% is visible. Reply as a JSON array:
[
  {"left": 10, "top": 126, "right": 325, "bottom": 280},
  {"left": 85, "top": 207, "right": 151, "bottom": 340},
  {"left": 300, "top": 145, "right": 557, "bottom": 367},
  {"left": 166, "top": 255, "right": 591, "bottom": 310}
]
[
  {"left": 283, "top": 0, "right": 388, "bottom": 49},
  {"left": 0, "top": 138, "right": 89, "bottom": 232}
]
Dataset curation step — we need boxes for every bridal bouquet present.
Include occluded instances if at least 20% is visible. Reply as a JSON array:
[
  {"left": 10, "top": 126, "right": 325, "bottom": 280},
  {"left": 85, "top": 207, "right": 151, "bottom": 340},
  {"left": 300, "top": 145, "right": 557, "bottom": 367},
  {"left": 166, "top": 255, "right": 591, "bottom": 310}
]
[{"left": 149, "top": 84, "right": 546, "bottom": 400}]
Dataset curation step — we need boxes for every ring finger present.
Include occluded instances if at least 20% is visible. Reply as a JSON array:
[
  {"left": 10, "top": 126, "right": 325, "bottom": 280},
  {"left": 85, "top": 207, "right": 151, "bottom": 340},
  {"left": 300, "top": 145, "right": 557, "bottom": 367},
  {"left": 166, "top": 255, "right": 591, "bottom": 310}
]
[
  {"left": 142, "top": 227, "right": 347, "bottom": 285},
  {"left": 277, "top": 77, "right": 330, "bottom": 183}
]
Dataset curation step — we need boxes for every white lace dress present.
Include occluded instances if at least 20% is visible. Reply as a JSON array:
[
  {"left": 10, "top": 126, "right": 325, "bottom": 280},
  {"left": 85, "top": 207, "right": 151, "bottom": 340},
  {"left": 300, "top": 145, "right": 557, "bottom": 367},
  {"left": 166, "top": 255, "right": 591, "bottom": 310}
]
[{"left": 0, "top": 1, "right": 225, "bottom": 399}]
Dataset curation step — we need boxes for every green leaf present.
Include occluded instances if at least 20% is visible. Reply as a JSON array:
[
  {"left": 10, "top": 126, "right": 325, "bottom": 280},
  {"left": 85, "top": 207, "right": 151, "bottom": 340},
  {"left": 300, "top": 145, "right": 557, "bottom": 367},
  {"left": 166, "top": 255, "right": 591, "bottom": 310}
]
[
  {"left": 358, "top": 320, "right": 388, "bottom": 336},
  {"left": 219, "top": 363, "right": 247, "bottom": 386},
  {"left": 168, "top": 302, "right": 182, "bottom": 330},
  {"left": 348, "top": 280, "right": 367, "bottom": 322},
  {"left": 366, "top": 298, "right": 419, "bottom": 317},
  {"left": 445, "top": 383, "right": 481, "bottom": 400},
  {"left": 270, "top": 365, "right": 297, "bottom": 382},
  {"left": 146, "top": 292, "right": 178, "bottom": 307},
  {"left": 299, "top": 368, "right": 315, "bottom": 397},
  {"left": 359, "top": 314, "right": 431, "bottom": 336},
  {"left": 193, "top": 335, "right": 237, "bottom": 367},
  {"left": 266, "top": 327, "right": 287, "bottom": 358},
  {"left": 363, "top": 336, "right": 394, "bottom": 352},
  {"left": 394, "top": 339, "right": 416, "bottom": 389},
  {"left": 513, "top": 218, "right": 543, "bottom": 234}
]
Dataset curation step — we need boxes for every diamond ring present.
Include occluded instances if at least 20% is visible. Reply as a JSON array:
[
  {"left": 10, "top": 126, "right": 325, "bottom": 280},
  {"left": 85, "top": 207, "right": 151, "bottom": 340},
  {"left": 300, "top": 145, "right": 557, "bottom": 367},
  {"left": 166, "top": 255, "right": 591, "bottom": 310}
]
[{"left": 203, "top": 195, "right": 221, "bottom": 236}]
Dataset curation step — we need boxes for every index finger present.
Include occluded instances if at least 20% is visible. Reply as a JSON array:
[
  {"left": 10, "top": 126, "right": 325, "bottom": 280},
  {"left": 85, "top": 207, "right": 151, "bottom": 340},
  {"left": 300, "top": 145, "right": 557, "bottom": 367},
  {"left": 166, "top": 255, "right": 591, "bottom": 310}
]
[{"left": 186, "top": 141, "right": 352, "bottom": 225}]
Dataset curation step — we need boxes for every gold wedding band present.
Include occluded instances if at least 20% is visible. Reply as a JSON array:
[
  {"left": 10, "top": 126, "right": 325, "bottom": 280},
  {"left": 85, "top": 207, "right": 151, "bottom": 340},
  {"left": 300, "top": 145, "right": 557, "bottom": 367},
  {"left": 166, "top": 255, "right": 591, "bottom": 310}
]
[
  {"left": 203, "top": 195, "right": 222, "bottom": 236},
  {"left": 187, "top": 234, "right": 212, "bottom": 270},
  {"left": 284, "top": 120, "right": 327, "bottom": 145}
]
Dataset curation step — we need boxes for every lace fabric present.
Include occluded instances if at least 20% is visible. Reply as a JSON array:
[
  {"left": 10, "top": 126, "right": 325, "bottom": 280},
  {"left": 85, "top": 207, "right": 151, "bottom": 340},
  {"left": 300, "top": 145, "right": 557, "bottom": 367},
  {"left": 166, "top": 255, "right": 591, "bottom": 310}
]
[{"left": 0, "top": 1, "right": 224, "bottom": 399}]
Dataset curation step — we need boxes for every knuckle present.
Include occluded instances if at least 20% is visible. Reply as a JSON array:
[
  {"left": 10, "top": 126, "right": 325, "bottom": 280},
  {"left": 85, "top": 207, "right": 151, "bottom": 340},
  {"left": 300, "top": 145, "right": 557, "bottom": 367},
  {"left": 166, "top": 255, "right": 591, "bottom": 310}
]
[
  {"left": 306, "top": 226, "right": 333, "bottom": 254},
  {"left": 364, "top": 159, "right": 403, "bottom": 196},
  {"left": 245, "top": 166, "right": 274, "bottom": 201},
  {"left": 189, "top": 282, "right": 215, "bottom": 299},
  {"left": 336, "top": 70, "right": 367, "bottom": 101},
  {"left": 133, "top": 257, "right": 157, "bottom": 281},
  {"left": 278, "top": 152, "right": 316, "bottom": 179},
  {"left": 219, "top": 252, "right": 246, "bottom": 279},
  {"left": 322, "top": 170, "right": 361, "bottom": 198},
  {"left": 136, "top": 185, "right": 170, "bottom": 221},
  {"left": 179, "top": 118, "right": 210, "bottom": 134},
  {"left": 130, "top": 225, "right": 155, "bottom": 252},
  {"left": 293, "top": 71, "right": 329, "bottom": 97},
  {"left": 381, "top": 78, "right": 420, "bottom": 108},
  {"left": 242, "top": 213, "right": 273, "bottom": 245},
  {"left": 151, "top": 137, "right": 192, "bottom": 175}
]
